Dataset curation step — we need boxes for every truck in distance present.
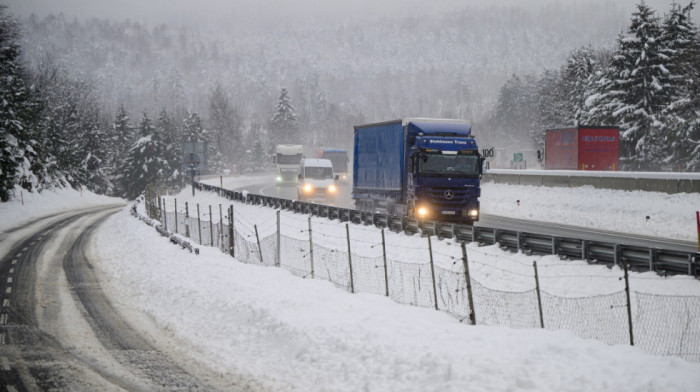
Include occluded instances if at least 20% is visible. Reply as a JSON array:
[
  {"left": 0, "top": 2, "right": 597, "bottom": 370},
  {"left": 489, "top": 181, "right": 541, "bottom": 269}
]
[
  {"left": 274, "top": 144, "right": 304, "bottom": 185},
  {"left": 352, "top": 118, "right": 483, "bottom": 224},
  {"left": 317, "top": 148, "right": 350, "bottom": 183},
  {"left": 297, "top": 158, "right": 339, "bottom": 203}
]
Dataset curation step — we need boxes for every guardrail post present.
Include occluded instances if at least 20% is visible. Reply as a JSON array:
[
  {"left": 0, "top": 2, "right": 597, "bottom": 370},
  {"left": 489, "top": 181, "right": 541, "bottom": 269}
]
[
  {"left": 551, "top": 237, "right": 559, "bottom": 255},
  {"left": 346, "top": 223, "right": 355, "bottom": 293},
  {"left": 254, "top": 224, "right": 263, "bottom": 263},
  {"left": 649, "top": 248, "right": 656, "bottom": 272},
  {"left": 581, "top": 240, "right": 589, "bottom": 261},
  {"left": 197, "top": 203, "right": 202, "bottom": 245},
  {"left": 428, "top": 236, "right": 439, "bottom": 311},
  {"left": 614, "top": 244, "right": 622, "bottom": 267},
  {"left": 308, "top": 217, "right": 315, "bottom": 279},
  {"left": 517, "top": 232, "right": 524, "bottom": 252},
  {"left": 623, "top": 262, "right": 634, "bottom": 346},
  {"left": 472, "top": 225, "right": 478, "bottom": 243},
  {"left": 381, "top": 228, "right": 389, "bottom": 297},
  {"left": 276, "top": 211, "right": 281, "bottom": 267},
  {"left": 209, "top": 205, "right": 214, "bottom": 247},
  {"left": 174, "top": 199, "right": 178, "bottom": 234},
  {"left": 533, "top": 261, "right": 544, "bottom": 329},
  {"left": 461, "top": 242, "right": 476, "bottom": 325},
  {"left": 185, "top": 202, "right": 190, "bottom": 238}
]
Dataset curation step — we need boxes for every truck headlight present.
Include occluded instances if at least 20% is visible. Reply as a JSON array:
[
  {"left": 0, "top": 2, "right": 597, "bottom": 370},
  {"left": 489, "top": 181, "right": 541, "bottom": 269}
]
[
  {"left": 276, "top": 176, "right": 282, "bottom": 182},
  {"left": 303, "top": 183, "right": 314, "bottom": 193},
  {"left": 417, "top": 206, "right": 429, "bottom": 218},
  {"left": 328, "top": 184, "right": 337, "bottom": 193},
  {"left": 469, "top": 209, "right": 479, "bottom": 218}
]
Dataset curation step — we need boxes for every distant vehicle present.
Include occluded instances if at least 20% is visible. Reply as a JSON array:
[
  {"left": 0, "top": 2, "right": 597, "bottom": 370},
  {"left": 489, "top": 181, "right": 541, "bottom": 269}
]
[
  {"left": 317, "top": 148, "right": 350, "bottom": 183},
  {"left": 297, "top": 158, "right": 338, "bottom": 203},
  {"left": 274, "top": 144, "right": 304, "bottom": 185},
  {"left": 353, "top": 118, "right": 483, "bottom": 223},
  {"left": 545, "top": 127, "right": 620, "bottom": 171}
]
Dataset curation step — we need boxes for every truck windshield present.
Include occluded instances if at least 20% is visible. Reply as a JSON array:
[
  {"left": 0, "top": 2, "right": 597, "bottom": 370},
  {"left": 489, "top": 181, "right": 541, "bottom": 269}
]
[
  {"left": 304, "top": 167, "right": 334, "bottom": 179},
  {"left": 277, "top": 153, "right": 303, "bottom": 164},
  {"left": 418, "top": 154, "right": 480, "bottom": 177},
  {"left": 321, "top": 152, "right": 348, "bottom": 172}
]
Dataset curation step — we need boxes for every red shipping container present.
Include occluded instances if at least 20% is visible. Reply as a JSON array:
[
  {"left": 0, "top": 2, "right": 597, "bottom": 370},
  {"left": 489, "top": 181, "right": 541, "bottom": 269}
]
[{"left": 545, "top": 127, "right": 619, "bottom": 171}]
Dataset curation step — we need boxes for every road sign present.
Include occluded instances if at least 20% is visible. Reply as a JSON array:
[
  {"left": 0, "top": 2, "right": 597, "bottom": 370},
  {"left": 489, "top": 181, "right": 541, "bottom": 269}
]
[
  {"left": 481, "top": 145, "right": 495, "bottom": 162},
  {"left": 187, "top": 153, "right": 200, "bottom": 168},
  {"left": 513, "top": 152, "right": 524, "bottom": 162}
]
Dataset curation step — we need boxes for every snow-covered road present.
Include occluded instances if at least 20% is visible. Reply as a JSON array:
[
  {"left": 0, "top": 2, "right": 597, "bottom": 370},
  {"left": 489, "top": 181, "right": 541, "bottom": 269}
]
[{"left": 1, "top": 179, "right": 699, "bottom": 391}]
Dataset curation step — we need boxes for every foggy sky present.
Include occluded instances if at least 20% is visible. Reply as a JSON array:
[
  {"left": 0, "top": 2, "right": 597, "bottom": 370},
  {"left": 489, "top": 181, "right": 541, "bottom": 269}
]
[{"left": 7, "top": 0, "right": 700, "bottom": 30}]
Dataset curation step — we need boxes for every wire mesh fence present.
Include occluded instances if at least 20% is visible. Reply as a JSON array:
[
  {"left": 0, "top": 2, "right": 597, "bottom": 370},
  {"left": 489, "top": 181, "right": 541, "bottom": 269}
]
[{"left": 145, "top": 195, "right": 700, "bottom": 363}]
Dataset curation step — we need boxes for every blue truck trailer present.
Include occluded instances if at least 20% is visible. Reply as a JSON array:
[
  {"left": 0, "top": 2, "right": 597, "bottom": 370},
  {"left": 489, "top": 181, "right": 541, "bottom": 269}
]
[{"left": 352, "top": 118, "right": 482, "bottom": 223}]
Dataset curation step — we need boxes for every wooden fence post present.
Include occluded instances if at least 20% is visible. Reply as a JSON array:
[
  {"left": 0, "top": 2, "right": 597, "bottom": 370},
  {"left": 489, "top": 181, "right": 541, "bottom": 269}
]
[
  {"left": 308, "top": 217, "right": 315, "bottom": 278},
  {"left": 533, "top": 261, "right": 544, "bottom": 329},
  {"left": 346, "top": 223, "right": 355, "bottom": 294},
  {"left": 174, "top": 199, "right": 178, "bottom": 234},
  {"left": 381, "top": 228, "right": 389, "bottom": 297},
  {"left": 197, "top": 203, "right": 202, "bottom": 245},
  {"left": 428, "top": 236, "right": 439, "bottom": 311},
  {"left": 461, "top": 242, "right": 476, "bottom": 325},
  {"left": 255, "top": 224, "right": 263, "bottom": 264},
  {"left": 624, "top": 262, "right": 634, "bottom": 346}
]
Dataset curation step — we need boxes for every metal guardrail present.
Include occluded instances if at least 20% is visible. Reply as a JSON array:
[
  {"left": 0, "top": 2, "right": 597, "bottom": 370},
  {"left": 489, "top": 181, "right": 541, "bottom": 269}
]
[
  {"left": 194, "top": 181, "right": 699, "bottom": 277},
  {"left": 131, "top": 201, "right": 197, "bottom": 253}
]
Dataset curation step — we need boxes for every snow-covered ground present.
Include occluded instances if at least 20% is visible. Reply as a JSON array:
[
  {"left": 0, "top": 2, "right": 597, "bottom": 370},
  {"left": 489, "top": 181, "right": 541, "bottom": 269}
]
[
  {"left": 2, "top": 178, "right": 700, "bottom": 391},
  {"left": 0, "top": 185, "right": 120, "bottom": 232}
]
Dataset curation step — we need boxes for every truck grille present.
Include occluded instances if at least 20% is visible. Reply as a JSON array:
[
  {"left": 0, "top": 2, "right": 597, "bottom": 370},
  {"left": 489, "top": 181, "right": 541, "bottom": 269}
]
[{"left": 422, "top": 187, "right": 475, "bottom": 206}]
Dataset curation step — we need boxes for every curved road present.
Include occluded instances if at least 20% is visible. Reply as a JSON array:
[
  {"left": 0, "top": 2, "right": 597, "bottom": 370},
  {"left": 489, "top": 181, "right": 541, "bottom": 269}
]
[
  {"left": 233, "top": 177, "right": 696, "bottom": 253},
  {"left": 0, "top": 206, "right": 226, "bottom": 391}
]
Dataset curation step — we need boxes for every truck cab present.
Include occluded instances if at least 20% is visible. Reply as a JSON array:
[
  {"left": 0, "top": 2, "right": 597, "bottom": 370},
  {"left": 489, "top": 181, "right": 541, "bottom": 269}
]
[
  {"left": 408, "top": 135, "right": 482, "bottom": 222},
  {"left": 274, "top": 144, "right": 304, "bottom": 185},
  {"left": 352, "top": 119, "right": 483, "bottom": 224},
  {"left": 297, "top": 159, "right": 339, "bottom": 203}
]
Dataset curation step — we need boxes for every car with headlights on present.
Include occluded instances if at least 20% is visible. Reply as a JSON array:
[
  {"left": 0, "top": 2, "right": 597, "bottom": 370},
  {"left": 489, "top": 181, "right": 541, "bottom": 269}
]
[{"left": 297, "top": 158, "right": 339, "bottom": 203}]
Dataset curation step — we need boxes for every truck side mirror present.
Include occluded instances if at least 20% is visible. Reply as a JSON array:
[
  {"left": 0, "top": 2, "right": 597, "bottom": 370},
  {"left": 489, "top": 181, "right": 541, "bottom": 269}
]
[
  {"left": 479, "top": 157, "right": 485, "bottom": 175},
  {"left": 334, "top": 174, "right": 339, "bottom": 180},
  {"left": 298, "top": 173, "right": 302, "bottom": 180}
]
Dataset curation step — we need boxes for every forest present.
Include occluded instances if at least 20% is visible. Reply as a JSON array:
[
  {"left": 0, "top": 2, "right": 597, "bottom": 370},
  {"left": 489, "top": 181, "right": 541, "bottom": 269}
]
[{"left": 0, "top": 1, "right": 698, "bottom": 201}]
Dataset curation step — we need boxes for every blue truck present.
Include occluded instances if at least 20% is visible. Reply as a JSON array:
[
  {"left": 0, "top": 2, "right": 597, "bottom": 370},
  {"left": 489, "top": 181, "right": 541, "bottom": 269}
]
[{"left": 352, "top": 118, "right": 483, "bottom": 223}]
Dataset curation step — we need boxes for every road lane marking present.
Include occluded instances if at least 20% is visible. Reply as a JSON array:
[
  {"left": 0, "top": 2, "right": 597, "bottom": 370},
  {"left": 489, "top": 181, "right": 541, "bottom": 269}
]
[
  {"left": 2, "top": 299, "right": 9, "bottom": 307},
  {"left": 6, "top": 278, "right": 11, "bottom": 284},
  {"left": 15, "top": 253, "right": 21, "bottom": 258},
  {"left": 7, "top": 386, "right": 17, "bottom": 392},
  {"left": 0, "top": 333, "right": 5, "bottom": 345},
  {"left": 4, "top": 287, "right": 11, "bottom": 294},
  {"left": 0, "top": 314, "right": 7, "bottom": 325},
  {"left": 1, "top": 357, "right": 9, "bottom": 370},
  {"left": 8, "top": 268, "right": 13, "bottom": 274},
  {"left": 22, "top": 246, "right": 27, "bottom": 251},
  {"left": 11, "top": 259, "right": 16, "bottom": 265}
]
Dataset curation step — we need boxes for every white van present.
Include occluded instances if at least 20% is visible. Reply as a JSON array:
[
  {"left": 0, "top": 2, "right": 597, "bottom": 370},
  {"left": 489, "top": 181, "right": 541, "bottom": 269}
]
[{"left": 297, "top": 158, "right": 338, "bottom": 203}]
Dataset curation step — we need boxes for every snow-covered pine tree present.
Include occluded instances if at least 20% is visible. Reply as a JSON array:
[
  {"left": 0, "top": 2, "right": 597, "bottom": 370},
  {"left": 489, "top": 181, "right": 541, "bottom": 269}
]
[
  {"left": 209, "top": 84, "right": 242, "bottom": 170},
  {"left": 607, "top": 3, "right": 670, "bottom": 170},
  {"left": 661, "top": 1, "right": 700, "bottom": 170},
  {"left": 560, "top": 47, "right": 599, "bottom": 125},
  {"left": 182, "top": 111, "right": 205, "bottom": 143},
  {"left": 0, "top": 5, "right": 45, "bottom": 201},
  {"left": 118, "top": 112, "right": 168, "bottom": 199},
  {"left": 269, "top": 87, "right": 300, "bottom": 146},
  {"left": 111, "top": 105, "right": 133, "bottom": 172},
  {"left": 156, "top": 108, "right": 181, "bottom": 184}
]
